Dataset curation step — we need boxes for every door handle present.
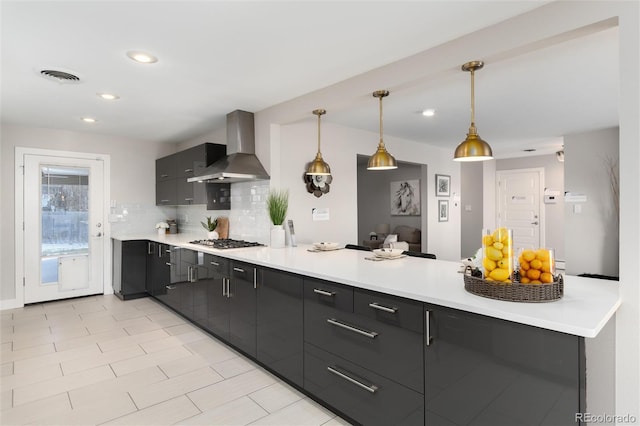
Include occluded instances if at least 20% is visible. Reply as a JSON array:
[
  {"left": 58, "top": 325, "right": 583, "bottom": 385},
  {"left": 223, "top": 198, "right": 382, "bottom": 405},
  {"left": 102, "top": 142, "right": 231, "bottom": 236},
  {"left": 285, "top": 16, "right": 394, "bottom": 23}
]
[
  {"left": 531, "top": 221, "right": 539, "bottom": 225},
  {"left": 93, "top": 232, "right": 102, "bottom": 237}
]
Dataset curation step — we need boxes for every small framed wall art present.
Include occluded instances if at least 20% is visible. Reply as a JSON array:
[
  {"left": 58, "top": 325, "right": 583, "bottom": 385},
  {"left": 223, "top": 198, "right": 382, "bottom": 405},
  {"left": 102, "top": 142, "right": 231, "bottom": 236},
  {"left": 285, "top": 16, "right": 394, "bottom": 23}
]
[
  {"left": 438, "top": 199, "right": 449, "bottom": 222},
  {"left": 435, "top": 174, "right": 451, "bottom": 197},
  {"left": 390, "top": 180, "right": 421, "bottom": 215}
]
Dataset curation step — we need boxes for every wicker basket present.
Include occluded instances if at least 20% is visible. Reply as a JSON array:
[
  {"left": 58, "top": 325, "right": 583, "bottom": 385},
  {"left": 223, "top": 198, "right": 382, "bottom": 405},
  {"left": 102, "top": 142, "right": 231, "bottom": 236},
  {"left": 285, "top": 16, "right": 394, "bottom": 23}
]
[{"left": 463, "top": 270, "right": 563, "bottom": 302}]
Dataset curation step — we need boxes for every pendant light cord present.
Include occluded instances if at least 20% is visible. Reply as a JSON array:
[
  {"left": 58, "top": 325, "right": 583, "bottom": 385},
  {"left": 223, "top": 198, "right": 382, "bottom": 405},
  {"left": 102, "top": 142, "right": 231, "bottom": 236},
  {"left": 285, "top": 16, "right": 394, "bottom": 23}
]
[
  {"left": 379, "top": 95, "right": 384, "bottom": 146},
  {"left": 470, "top": 68, "right": 475, "bottom": 127},
  {"left": 317, "top": 113, "right": 322, "bottom": 154}
]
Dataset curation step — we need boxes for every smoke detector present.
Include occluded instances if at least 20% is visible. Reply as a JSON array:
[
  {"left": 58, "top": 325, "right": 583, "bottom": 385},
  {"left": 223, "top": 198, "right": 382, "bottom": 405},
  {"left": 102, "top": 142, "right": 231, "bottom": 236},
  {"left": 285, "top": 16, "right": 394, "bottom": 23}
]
[{"left": 39, "top": 69, "right": 81, "bottom": 84}]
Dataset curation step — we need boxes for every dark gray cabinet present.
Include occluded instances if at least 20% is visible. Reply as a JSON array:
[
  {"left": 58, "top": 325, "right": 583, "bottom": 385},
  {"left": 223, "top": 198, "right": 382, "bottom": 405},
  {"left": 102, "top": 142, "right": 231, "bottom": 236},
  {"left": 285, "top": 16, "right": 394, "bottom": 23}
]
[
  {"left": 204, "top": 254, "right": 231, "bottom": 339},
  {"left": 112, "top": 240, "right": 147, "bottom": 300},
  {"left": 145, "top": 241, "right": 170, "bottom": 298},
  {"left": 303, "top": 277, "right": 424, "bottom": 425},
  {"left": 424, "top": 304, "right": 585, "bottom": 426},
  {"left": 155, "top": 143, "right": 229, "bottom": 206},
  {"left": 228, "top": 261, "right": 257, "bottom": 357},
  {"left": 257, "top": 268, "right": 304, "bottom": 387}
]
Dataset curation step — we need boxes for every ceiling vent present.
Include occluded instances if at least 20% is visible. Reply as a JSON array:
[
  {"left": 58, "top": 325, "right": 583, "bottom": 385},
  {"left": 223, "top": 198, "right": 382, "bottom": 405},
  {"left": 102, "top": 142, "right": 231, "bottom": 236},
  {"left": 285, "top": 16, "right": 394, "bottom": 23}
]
[{"left": 40, "top": 69, "right": 81, "bottom": 83}]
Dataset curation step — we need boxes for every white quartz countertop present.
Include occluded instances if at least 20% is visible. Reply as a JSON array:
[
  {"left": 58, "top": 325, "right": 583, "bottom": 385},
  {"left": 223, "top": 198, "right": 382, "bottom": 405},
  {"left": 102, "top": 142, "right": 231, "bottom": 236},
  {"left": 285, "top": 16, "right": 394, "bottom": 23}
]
[{"left": 113, "top": 233, "right": 620, "bottom": 338}]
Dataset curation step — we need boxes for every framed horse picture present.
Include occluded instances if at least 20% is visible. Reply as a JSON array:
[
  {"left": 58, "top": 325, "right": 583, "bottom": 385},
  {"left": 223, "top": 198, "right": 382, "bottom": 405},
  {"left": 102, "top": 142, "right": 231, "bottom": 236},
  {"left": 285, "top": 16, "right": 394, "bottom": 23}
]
[{"left": 390, "top": 180, "right": 420, "bottom": 215}]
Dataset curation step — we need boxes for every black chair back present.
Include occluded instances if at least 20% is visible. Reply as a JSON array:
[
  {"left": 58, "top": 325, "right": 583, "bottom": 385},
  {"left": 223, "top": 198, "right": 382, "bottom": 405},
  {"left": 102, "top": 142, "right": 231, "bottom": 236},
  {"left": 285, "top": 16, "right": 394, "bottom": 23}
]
[
  {"left": 345, "top": 244, "right": 372, "bottom": 251},
  {"left": 403, "top": 251, "right": 436, "bottom": 259}
]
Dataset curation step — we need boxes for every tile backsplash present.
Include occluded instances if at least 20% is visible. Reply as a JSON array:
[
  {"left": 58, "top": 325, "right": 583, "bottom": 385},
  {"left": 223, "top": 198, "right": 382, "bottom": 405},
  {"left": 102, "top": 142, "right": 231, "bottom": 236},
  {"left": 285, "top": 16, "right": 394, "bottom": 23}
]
[{"left": 110, "top": 181, "right": 270, "bottom": 242}]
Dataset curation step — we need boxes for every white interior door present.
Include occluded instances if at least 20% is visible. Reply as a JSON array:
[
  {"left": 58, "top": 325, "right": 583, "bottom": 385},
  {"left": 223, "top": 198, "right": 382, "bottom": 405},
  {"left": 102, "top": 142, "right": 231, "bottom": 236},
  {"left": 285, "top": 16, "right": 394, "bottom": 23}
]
[
  {"left": 23, "top": 155, "right": 105, "bottom": 304},
  {"left": 496, "top": 168, "right": 544, "bottom": 254}
]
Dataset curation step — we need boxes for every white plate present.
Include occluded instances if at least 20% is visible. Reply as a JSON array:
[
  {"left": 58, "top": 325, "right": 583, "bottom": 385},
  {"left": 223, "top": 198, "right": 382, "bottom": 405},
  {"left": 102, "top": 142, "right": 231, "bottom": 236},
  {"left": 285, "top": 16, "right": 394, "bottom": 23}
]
[
  {"left": 373, "top": 248, "right": 405, "bottom": 258},
  {"left": 313, "top": 242, "right": 340, "bottom": 251}
]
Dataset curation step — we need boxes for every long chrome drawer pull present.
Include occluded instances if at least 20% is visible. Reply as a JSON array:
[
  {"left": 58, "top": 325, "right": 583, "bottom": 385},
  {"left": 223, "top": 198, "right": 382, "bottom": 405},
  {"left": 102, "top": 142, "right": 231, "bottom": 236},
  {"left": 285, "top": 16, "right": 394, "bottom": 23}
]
[
  {"left": 327, "top": 318, "right": 378, "bottom": 339},
  {"left": 313, "top": 289, "right": 335, "bottom": 297},
  {"left": 165, "top": 262, "right": 172, "bottom": 266},
  {"left": 233, "top": 267, "right": 245, "bottom": 273},
  {"left": 166, "top": 285, "right": 176, "bottom": 290},
  {"left": 368, "top": 302, "right": 397, "bottom": 313},
  {"left": 210, "top": 261, "right": 220, "bottom": 266},
  {"left": 327, "top": 366, "right": 378, "bottom": 393},
  {"left": 426, "top": 310, "right": 433, "bottom": 346}
]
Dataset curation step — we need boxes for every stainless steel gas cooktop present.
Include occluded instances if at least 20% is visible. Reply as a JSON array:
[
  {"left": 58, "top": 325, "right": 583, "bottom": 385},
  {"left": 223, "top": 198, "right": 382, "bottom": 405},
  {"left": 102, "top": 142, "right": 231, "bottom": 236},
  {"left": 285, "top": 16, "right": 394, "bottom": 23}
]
[{"left": 188, "top": 238, "right": 263, "bottom": 249}]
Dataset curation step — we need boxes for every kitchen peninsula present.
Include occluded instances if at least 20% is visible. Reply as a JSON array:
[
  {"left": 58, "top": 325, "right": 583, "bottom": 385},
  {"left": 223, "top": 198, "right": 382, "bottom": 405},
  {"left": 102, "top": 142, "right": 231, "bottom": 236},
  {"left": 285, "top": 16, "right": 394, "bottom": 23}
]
[{"left": 113, "top": 233, "right": 620, "bottom": 425}]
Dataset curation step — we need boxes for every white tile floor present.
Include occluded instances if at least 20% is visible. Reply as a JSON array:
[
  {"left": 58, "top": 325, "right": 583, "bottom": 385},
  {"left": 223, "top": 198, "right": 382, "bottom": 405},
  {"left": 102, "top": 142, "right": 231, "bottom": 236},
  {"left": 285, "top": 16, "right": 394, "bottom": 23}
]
[{"left": 0, "top": 295, "right": 352, "bottom": 426}]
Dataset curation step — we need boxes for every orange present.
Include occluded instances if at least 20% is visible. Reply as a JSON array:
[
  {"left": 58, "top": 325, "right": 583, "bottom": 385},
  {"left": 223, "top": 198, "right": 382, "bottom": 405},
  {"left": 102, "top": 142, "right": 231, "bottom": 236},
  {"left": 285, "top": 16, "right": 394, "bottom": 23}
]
[
  {"left": 527, "top": 269, "right": 541, "bottom": 280},
  {"left": 536, "top": 249, "right": 550, "bottom": 261},
  {"left": 521, "top": 250, "right": 536, "bottom": 262},
  {"left": 520, "top": 260, "right": 530, "bottom": 271},
  {"left": 530, "top": 259, "right": 542, "bottom": 270},
  {"left": 519, "top": 268, "right": 527, "bottom": 277},
  {"left": 520, "top": 276, "right": 531, "bottom": 284},
  {"left": 530, "top": 280, "right": 542, "bottom": 284},
  {"left": 540, "top": 272, "right": 554, "bottom": 283},
  {"left": 541, "top": 261, "right": 551, "bottom": 273}
]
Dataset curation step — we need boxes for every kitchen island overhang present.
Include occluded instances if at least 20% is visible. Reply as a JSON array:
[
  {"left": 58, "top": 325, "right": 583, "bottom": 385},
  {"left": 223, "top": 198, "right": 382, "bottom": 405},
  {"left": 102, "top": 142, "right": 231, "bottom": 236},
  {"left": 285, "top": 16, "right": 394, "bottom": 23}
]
[{"left": 114, "top": 233, "right": 620, "bottom": 339}]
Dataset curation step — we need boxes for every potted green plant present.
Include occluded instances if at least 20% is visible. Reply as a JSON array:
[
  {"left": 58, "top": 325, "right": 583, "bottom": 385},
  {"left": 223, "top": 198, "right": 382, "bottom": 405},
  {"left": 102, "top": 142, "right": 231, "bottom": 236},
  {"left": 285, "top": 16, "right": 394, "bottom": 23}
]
[
  {"left": 201, "top": 216, "right": 219, "bottom": 240},
  {"left": 267, "top": 189, "right": 289, "bottom": 248}
]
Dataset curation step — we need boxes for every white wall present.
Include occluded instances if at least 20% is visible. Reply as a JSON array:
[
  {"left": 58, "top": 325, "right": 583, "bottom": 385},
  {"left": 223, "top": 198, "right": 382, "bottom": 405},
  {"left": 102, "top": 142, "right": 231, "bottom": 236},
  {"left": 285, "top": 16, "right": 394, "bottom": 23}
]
[
  {"left": 564, "top": 127, "right": 619, "bottom": 277},
  {"left": 0, "top": 124, "right": 174, "bottom": 303},
  {"left": 279, "top": 121, "right": 461, "bottom": 261}
]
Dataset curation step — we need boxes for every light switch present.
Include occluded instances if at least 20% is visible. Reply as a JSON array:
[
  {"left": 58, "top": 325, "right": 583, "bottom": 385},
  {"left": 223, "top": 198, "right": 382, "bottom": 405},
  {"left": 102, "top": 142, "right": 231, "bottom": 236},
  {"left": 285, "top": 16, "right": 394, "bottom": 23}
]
[
  {"left": 464, "top": 204, "right": 472, "bottom": 212},
  {"left": 573, "top": 204, "right": 582, "bottom": 214}
]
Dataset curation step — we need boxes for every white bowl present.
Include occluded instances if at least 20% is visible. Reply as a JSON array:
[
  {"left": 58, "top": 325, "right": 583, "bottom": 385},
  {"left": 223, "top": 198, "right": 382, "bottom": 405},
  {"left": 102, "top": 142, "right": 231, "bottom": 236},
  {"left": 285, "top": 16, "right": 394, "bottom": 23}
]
[
  {"left": 313, "top": 242, "right": 340, "bottom": 250},
  {"left": 373, "top": 248, "right": 405, "bottom": 258}
]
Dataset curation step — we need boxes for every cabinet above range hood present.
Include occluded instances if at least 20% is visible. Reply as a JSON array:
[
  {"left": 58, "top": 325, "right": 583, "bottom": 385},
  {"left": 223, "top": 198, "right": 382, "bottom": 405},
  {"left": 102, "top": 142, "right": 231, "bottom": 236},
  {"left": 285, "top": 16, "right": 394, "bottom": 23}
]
[{"left": 188, "top": 110, "right": 270, "bottom": 184}]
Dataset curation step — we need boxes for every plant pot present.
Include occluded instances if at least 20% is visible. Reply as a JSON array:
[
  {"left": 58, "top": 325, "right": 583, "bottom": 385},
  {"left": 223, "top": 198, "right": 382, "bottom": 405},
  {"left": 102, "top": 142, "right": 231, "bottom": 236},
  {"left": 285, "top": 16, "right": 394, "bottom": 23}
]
[
  {"left": 270, "top": 225, "right": 285, "bottom": 248},
  {"left": 157, "top": 228, "right": 166, "bottom": 236},
  {"left": 207, "top": 230, "right": 219, "bottom": 240}
]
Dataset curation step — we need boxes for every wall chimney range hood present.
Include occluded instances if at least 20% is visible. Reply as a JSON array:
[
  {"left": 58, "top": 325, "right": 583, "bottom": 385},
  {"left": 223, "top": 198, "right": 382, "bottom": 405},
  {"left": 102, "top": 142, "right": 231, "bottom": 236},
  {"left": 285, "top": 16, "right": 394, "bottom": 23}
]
[{"left": 188, "top": 110, "right": 270, "bottom": 183}]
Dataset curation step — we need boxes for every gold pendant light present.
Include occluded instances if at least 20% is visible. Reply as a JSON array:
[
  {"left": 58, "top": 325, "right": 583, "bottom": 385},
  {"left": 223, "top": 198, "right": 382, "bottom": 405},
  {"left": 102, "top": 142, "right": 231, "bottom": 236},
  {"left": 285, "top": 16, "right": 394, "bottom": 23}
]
[
  {"left": 453, "top": 61, "right": 493, "bottom": 162},
  {"left": 306, "top": 109, "right": 331, "bottom": 175},
  {"left": 367, "top": 90, "right": 397, "bottom": 170}
]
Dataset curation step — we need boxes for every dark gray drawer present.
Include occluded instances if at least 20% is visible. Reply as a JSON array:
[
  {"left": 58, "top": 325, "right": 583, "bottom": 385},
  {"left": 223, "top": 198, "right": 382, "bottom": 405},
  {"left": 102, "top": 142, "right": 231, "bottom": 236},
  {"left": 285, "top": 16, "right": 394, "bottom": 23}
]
[
  {"left": 230, "top": 261, "right": 255, "bottom": 283},
  {"left": 304, "top": 343, "right": 424, "bottom": 426},
  {"left": 303, "top": 277, "right": 353, "bottom": 313},
  {"left": 204, "top": 254, "right": 230, "bottom": 277},
  {"left": 354, "top": 288, "right": 424, "bottom": 334},
  {"left": 304, "top": 289, "right": 423, "bottom": 393}
]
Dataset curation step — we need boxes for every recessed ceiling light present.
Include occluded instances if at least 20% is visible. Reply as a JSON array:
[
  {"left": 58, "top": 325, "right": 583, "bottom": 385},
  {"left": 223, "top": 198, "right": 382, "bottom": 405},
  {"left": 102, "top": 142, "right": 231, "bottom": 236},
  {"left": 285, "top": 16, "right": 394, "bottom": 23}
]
[
  {"left": 422, "top": 109, "right": 436, "bottom": 117},
  {"left": 97, "top": 92, "right": 119, "bottom": 101},
  {"left": 126, "top": 51, "right": 158, "bottom": 64},
  {"left": 81, "top": 117, "right": 97, "bottom": 123}
]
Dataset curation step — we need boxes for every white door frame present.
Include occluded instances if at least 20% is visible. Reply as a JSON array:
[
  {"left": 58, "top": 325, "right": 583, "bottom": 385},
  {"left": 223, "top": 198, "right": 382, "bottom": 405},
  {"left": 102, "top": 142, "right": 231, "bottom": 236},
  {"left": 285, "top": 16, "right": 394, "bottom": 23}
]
[
  {"left": 15, "top": 147, "right": 112, "bottom": 308},
  {"left": 496, "top": 167, "right": 545, "bottom": 249}
]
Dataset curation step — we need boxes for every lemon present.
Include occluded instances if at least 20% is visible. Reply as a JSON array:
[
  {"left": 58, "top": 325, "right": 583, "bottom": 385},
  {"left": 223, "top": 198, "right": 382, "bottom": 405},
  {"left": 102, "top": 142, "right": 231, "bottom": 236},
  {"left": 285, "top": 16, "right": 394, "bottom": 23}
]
[
  {"left": 497, "top": 259, "right": 510, "bottom": 269},
  {"left": 489, "top": 268, "right": 510, "bottom": 281},
  {"left": 485, "top": 246, "right": 503, "bottom": 261},
  {"left": 483, "top": 257, "right": 497, "bottom": 272},
  {"left": 482, "top": 235, "right": 494, "bottom": 246},
  {"left": 492, "top": 227, "right": 509, "bottom": 243},
  {"left": 493, "top": 242, "right": 504, "bottom": 250}
]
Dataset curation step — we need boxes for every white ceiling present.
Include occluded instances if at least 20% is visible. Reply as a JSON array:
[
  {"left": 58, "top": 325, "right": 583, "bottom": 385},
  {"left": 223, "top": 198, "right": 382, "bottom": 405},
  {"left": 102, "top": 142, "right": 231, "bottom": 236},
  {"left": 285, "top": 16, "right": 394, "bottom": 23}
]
[{"left": 1, "top": 1, "right": 619, "bottom": 159}]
